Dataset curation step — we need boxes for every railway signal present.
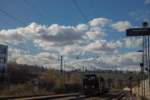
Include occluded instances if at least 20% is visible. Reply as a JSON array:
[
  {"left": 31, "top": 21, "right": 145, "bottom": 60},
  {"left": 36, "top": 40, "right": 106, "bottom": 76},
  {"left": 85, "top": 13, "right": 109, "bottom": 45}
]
[
  {"left": 127, "top": 28, "right": 150, "bottom": 36},
  {"left": 127, "top": 22, "right": 150, "bottom": 36},
  {"left": 126, "top": 21, "right": 150, "bottom": 99}
]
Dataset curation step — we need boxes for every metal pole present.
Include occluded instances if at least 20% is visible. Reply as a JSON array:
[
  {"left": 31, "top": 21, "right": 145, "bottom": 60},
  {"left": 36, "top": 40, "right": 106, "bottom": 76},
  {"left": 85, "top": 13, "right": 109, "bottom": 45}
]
[
  {"left": 145, "top": 36, "right": 150, "bottom": 97},
  {"left": 5, "top": 46, "right": 9, "bottom": 90},
  {"left": 148, "top": 36, "right": 150, "bottom": 97},
  {"left": 143, "top": 22, "right": 149, "bottom": 98},
  {"left": 138, "top": 78, "right": 140, "bottom": 97},
  {"left": 143, "top": 36, "right": 146, "bottom": 97},
  {"left": 60, "top": 56, "right": 63, "bottom": 75},
  {"left": 146, "top": 36, "right": 149, "bottom": 97},
  {"left": 142, "top": 22, "right": 148, "bottom": 98},
  {"left": 141, "top": 36, "right": 144, "bottom": 99}
]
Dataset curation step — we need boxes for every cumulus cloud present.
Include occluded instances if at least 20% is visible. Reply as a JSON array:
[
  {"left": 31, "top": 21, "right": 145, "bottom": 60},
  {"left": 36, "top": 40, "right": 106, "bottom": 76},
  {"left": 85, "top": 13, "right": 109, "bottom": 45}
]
[
  {"left": 61, "top": 46, "right": 77, "bottom": 56},
  {"left": 0, "top": 23, "right": 85, "bottom": 46},
  {"left": 89, "top": 18, "right": 110, "bottom": 26},
  {"left": 0, "top": 22, "right": 46, "bottom": 44},
  {"left": 12, "top": 51, "right": 57, "bottom": 67},
  {"left": 101, "top": 52, "right": 141, "bottom": 70},
  {"left": 0, "top": 17, "right": 142, "bottom": 71},
  {"left": 65, "top": 51, "right": 141, "bottom": 71},
  {"left": 123, "top": 37, "right": 142, "bottom": 48},
  {"left": 0, "top": 18, "right": 109, "bottom": 49},
  {"left": 44, "top": 24, "right": 84, "bottom": 44},
  {"left": 7, "top": 45, "right": 141, "bottom": 71},
  {"left": 8, "top": 47, "right": 57, "bottom": 64},
  {"left": 112, "top": 21, "right": 132, "bottom": 32},
  {"left": 76, "top": 24, "right": 89, "bottom": 31},
  {"left": 8, "top": 48, "right": 28, "bottom": 61},
  {"left": 86, "top": 27, "right": 106, "bottom": 39},
  {"left": 85, "top": 40, "right": 122, "bottom": 51}
]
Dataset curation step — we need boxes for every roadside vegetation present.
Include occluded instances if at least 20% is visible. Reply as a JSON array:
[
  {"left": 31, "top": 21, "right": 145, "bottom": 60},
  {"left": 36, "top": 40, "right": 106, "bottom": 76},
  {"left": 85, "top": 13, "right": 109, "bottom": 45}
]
[{"left": 0, "top": 62, "right": 146, "bottom": 96}]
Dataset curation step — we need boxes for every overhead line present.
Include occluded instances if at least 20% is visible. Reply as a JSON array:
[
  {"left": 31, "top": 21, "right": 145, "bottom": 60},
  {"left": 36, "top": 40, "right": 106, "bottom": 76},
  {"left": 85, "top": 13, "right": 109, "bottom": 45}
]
[
  {"left": 23, "top": 0, "right": 44, "bottom": 19},
  {"left": 72, "top": 0, "right": 88, "bottom": 22},
  {"left": 0, "top": 8, "right": 25, "bottom": 25}
]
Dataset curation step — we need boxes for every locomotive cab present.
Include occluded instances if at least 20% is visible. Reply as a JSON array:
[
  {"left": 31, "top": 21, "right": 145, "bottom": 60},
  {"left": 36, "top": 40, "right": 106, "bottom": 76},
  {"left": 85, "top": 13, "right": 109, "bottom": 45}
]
[
  {"left": 82, "top": 74, "right": 100, "bottom": 95},
  {"left": 82, "top": 74, "right": 109, "bottom": 96}
]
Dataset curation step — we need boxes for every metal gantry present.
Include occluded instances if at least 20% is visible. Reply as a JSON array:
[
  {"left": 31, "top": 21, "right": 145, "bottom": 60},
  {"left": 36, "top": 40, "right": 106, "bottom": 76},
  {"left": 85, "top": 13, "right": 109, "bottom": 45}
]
[{"left": 126, "top": 21, "right": 150, "bottom": 99}]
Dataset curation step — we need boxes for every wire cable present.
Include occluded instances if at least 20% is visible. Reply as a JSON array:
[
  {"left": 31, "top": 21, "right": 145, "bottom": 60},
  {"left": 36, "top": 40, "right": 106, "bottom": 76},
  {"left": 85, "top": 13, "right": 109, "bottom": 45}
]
[
  {"left": 23, "top": 0, "right": 45, "bottom": 19},
  {"left": 72, "top": 0, "right": 88, "bottom": 22},
  {"left": 0, "top": 8, "right": 25, "bottom": 25}
]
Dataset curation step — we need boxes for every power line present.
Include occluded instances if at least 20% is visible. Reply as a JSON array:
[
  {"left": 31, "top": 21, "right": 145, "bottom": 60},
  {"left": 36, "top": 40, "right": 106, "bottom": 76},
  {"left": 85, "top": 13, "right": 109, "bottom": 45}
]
[
  {"left": 23, "top": 0, "right": 45, "bottom": 19},
  {"left": 72, "top": 0, "right": 88, "bottom": 22},
  {"left": 0, "top": 8, "right": 25, "bottom": 25},
  {"left": 0, "top": 8, "right": 31, "bottom": 58}
]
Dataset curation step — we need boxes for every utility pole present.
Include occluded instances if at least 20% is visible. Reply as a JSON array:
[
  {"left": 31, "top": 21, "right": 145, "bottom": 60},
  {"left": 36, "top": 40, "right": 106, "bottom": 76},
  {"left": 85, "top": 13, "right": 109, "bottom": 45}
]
[
  {"left": 140, "top": 62, "right": 144, "bottom": 98},
  {"left": 60, "top": 55, "right": 66, "bottom": 91},
  {"left": 143, "top": 22, "right": 149, "bottom": 97},
  {"left": 60, "top": 56, "right": 63, "bottom": 75},
  {"left": 143, "top": 36, "right": 145, "bottom": 97},
  {"left": 148, "top": 36, "right": 150, "bottom": 97}
]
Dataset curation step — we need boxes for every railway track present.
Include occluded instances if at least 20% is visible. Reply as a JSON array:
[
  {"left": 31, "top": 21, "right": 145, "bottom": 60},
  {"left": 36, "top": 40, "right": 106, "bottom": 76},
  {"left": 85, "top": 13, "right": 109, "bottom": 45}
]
[
  {"left": 106, "top": 91, "right": 129, "bottom": 100},
  {"left": 80, "top": 90, "right": 129, "bottom": 100},
  {"left": 0, "top": 93, "right": 86, "bottom": 100},
  {"left": 0, "top": 90, "right": 129, "bottom": 100}
]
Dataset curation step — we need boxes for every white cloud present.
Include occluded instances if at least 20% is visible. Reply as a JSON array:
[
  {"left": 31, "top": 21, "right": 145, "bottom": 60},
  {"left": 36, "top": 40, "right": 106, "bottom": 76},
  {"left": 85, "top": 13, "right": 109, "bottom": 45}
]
[
  {"left": 0, "top": 22, "right": 46, "bottom": 44},
  {"left": 64, "top": 51, "right": 141, "bottom": 71},
  {"left": 0, "top": 22, "right": 85, "bottom": 46},
  {"left": 85, "top": 40, "right": 122, "bottom": 51},
  {"left": 101, "top": 52, "right": 141, "bottom": 70},
  {"left": 61, "top": 46, "right": 77, "bottom": 56},
  {"left": 8, "top": 48, "right": 57, "bottom": 66},
  {"left": 0, "top": 18, "right": 113, "bottom": 49},
  {"left": 112, "top": 21, "right": 132, "bottom": 32},
  {"left": 123, "top": 37, "right": 142, "bottom": 48},
  {"left": 15, "top": 52, "right": 57, "bottom": 67},
  {"left": 0, "top": 17, "right": 141, "bottom": 71},
  {"left": 8, "top": 48, "right": 28, "bottom": 61},
  {"left": 86, "top": 27, "right": 106, "bottom": 39},
  {"left": 76, "top": 24, "right": 89, "bottom": 31},
  {"left": 89, "top": 18, "right": 110, "bottom": 26}
]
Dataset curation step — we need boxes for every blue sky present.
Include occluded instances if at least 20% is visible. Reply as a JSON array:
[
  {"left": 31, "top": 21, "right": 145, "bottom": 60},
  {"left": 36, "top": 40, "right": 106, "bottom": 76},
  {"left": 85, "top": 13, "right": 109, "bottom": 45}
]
[
  {"left": 0, "top": 0, "right": 150, "bottom": 70},
  {"left": 0, "top": 0, "right": 149, "bottom": 28}
]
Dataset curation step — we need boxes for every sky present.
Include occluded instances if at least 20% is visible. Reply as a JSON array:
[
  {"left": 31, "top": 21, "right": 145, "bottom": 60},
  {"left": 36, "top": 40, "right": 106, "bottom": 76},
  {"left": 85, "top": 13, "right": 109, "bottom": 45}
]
[{"left": 0, "top": 0, "right": 150, "bottom": 71}]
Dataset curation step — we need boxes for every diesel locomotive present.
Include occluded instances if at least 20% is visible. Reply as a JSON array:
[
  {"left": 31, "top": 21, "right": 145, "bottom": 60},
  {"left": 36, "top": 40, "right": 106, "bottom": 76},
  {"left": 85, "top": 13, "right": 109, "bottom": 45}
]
[{"left": 82, "top": 74, "right": 110, "bottom": 96}]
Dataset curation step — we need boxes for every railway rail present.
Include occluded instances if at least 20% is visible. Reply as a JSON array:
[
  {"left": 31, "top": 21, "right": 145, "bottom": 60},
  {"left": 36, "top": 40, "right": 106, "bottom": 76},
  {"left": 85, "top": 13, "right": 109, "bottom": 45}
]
[
  {"left": 106, "top": 90, "right": 129, "bottom": 100},
  {"left": 0, "top": 93, "right": 84, "bottom": 100},
  {"left": 0, "top": 90, "right": 129, "bottom": 100}
]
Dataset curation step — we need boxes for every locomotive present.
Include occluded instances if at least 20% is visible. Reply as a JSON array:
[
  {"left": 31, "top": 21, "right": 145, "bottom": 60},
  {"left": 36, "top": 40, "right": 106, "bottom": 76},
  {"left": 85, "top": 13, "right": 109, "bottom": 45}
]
[{"left": 82, "top": 74, "right": 109, "bottom": 96}]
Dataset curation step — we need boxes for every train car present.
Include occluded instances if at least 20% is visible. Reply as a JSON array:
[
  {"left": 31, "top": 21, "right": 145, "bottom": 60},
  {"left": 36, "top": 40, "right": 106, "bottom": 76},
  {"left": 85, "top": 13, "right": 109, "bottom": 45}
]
[{"left": 82, "top": 74, "right": 109, "bottom": 96}]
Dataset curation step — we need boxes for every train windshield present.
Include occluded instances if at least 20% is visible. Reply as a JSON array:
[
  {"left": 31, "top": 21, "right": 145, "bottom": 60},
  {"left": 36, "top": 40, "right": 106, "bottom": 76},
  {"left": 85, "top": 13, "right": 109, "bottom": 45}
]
[{"left": 83, "top": 74, "right": 99, "bottom": 86}]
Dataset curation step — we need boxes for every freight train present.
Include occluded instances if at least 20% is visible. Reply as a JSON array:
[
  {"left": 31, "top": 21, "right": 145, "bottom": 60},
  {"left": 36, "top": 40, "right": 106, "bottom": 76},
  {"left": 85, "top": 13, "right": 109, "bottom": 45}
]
[{"left": 82, "top": 74, "right": 110, "bottom": 96}]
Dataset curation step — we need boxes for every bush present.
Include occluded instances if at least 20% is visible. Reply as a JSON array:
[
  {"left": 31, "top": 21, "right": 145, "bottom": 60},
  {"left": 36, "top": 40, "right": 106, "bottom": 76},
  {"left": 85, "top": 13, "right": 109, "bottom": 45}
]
[{"left": 39, "top": 69, "right": 65, "bottom": 92}]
